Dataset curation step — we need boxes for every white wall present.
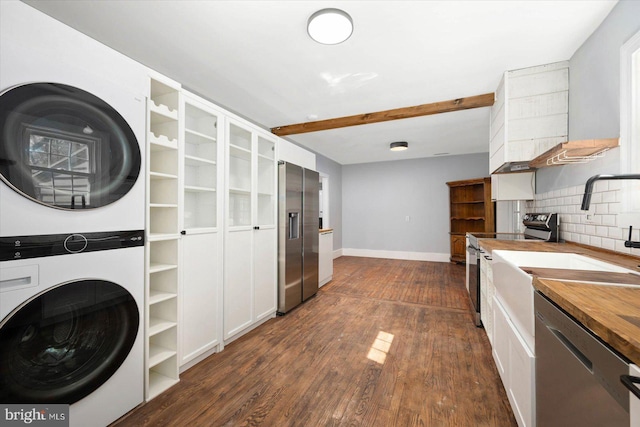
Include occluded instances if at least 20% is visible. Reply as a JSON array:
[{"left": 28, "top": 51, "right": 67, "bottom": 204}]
[{"left": 342, "top": 153, "right": 489, "bottom": 261}]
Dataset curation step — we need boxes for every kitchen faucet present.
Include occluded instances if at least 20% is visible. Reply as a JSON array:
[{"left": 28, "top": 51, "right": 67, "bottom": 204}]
[{"left": 580, "top": 174, "right": 640, "bottom": 249}]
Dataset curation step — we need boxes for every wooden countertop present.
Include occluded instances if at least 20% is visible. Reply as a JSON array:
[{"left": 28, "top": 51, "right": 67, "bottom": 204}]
[
  {"left": 319, "top": 228, "right": 333, "bottom": 233},
  {"left": 478, "top": 239, "right": 640, "bottom": 365}
]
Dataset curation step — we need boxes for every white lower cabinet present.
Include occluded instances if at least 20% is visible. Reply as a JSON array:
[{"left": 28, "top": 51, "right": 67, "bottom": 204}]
[
  {"left": 480, "top": 254, "right": 494, "bottom": 344},
  {"left": 180, "top": 232, "right": 222, "bottom": 368},
  {"left": 254, "top": 227, "right": 277, "bottom": 322},
  {"left": 224, "top": 229, "right": 254, "bottom": 339},
  {"left": 493, "top": 296, "right": 535, "bottom": 427},
  {"left": 224, "top": 121, "right": 278, "bottom": 343},
  {"left": 319, "top": 230, "right": 333, "bottom": 286},
  {"left": 630, "top": 364, "right": 640, "bottom": 427}
]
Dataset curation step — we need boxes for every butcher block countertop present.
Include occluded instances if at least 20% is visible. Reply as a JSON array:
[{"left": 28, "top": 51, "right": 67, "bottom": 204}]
[{"left": 478, "top": 239, "right": 640, "bottom": 365}]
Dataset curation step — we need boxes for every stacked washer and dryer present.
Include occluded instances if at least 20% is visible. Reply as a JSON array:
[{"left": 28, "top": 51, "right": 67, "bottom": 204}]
[{"left": 0, "top": 2, "right": 147, "bottom": 426}]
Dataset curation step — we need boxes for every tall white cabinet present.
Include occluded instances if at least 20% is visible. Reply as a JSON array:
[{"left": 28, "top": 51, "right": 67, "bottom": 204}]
[
  {"left": 224, "top": 119, "right": 278, "bottom": 342},
  {"left": 145, "top": 75, "right": 181, "bottom": 400},
  {"left": 144, "top": 74, "right": 279, "bottom": 400},
  {"left": 178, "top": 92, "right": 224, "bottom": 369}
]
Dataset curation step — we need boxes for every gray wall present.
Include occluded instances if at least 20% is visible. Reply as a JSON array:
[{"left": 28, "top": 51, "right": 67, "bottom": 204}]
[
  {"left": 316, "top": 153, "right": 343, "bottom": 250},
  {"left": 342, "top": 153, "right": 489, "bottom": 254},
  {"left": 537, "top": 0, "right": 640, "bottom": 193}
]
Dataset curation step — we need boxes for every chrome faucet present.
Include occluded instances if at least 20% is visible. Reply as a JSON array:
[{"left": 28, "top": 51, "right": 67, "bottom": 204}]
[{"left": 580, "top": 174, "right": 640, "bottom": 249}]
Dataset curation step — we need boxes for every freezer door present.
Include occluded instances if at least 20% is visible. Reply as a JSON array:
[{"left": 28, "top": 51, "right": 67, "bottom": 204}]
[
  {"left": 278, "top": 163, "right": 303, "bottom": 313},
  {"left": 302, "top": 168, "right": 319, "bottom": 301}
]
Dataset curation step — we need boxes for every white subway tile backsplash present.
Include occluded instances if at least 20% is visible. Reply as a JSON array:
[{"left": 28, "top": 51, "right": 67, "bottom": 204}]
[
  {"left": 594, "top": 181, "right": 608, "bottom": 192},
  {"left": 530, "top": 185, "right": 637, "bottom": 257},
  {"left": 601, "top": 215, "right": 616, "bottom": 226},
  {"left": 609, "top": 202, "right": 622, "bottom": 214},
  {"left": 602, "top": 191, "right": 617, "bottom": 203},
  {"left": 595, "top": 203, "right": 608, "bottom": 215},
  {"left": 595, "top": 226, "right": 609, "bottom": 237},
  {"left": 601, "top": 238, "right": 615, "bottom": 250}
]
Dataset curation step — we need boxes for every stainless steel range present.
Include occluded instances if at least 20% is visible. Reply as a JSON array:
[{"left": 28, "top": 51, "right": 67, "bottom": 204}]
[{"left": 466, "top": 213, "right": 559, "bottom": 326}]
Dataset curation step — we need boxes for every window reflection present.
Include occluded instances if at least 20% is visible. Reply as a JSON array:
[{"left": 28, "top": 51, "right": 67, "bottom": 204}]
[{"left": 27, "top": 130, "right": 96, "bottom": 208}]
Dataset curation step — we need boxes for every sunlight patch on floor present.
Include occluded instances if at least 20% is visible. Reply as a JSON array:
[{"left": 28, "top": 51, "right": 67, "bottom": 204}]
[{"left": 367, "top": 330, "right": 394, "bottom": 364}]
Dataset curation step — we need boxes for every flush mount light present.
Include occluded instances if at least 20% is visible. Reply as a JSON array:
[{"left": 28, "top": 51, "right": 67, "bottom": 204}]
[
  {"left": 390, "top": 141, "right": 408, "bottom": 151},
  {"left": 307, "top": 8, "right": 353, "bottom": 45}
]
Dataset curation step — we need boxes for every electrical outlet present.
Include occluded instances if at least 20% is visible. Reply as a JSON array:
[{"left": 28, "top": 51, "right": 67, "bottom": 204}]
[{"left": 584, "top": 211, "right": 597, "bottom": 225}]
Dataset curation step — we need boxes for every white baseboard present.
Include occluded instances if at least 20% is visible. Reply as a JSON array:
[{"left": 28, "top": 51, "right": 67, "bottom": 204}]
[
  {"left": 339, "top": 248, "right": 450, "bottom": 263},
  {"left": 332, "top": 248, "right": 343, "bottom": 259}
]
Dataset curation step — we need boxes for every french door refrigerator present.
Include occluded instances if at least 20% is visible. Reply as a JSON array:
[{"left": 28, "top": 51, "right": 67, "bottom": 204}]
[{"left": 277, "top": 161, "right": 319, "bottom": 314}]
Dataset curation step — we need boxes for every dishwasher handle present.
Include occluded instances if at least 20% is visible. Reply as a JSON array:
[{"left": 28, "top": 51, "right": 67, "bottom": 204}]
[{"left": 621, "top": 375, "right": 640, "bottom": 399}]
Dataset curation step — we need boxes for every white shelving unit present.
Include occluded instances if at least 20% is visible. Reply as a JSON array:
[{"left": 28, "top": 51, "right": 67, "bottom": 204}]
[
  {"left": 178, "top": 92, "right": 224, "bottom": 369},
  {"left": 145, "top": 76, "right": 181, "bottom": 400},
  {"left": 224, "top": 119, "right": 278, "bottom": 342}
]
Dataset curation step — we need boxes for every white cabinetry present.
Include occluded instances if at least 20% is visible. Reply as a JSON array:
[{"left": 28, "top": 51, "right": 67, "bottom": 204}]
[
  {"left": 490, "top": 61, "right": 569, "bottom": 174},
  {"left": 224, "top": 119, "right": 277, "bottom": 342},
  {"left": 491, "top": 173, "right": 535, "bottom": 201},
  {"left": 179, "top": 93, "right": 224, "bottom": 370},
  {"left": 630, "top": 364, "right": 640, "bottom": 427},
  {"left": 479, "top": 252, "right": 494, "bottom": 344},
  {"left": 493, "top": 297, "right": 535, "bottom": 427},
  {"left": 145, "top": 75, "right": 181, "bottom": 400},
  {"left": 319, "top": 230, "right": 334, "bottom": 286}
]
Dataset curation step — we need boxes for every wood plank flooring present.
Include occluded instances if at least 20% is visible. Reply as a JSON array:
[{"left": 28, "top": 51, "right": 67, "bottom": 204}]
[{"left": 113, "top": 257, "right": 516, "bottom": 427}]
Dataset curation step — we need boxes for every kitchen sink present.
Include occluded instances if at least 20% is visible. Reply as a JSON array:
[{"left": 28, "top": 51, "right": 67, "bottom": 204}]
[
  {"left": 490, "top": 250, "right": 635, "bottom": 273},
  {"left": 491, "top": 250, "right": 640, "bottom": 352}
]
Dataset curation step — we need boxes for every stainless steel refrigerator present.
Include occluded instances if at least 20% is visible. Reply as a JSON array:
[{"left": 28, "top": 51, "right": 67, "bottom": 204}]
[{"left": 277, "top": 162, "right": 319, "bottom": 314}]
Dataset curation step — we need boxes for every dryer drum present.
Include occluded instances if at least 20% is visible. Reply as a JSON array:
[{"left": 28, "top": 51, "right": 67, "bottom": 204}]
[
  {"left": 0, "top": 82, "right": 141, "bottom": 210},
  {"left": 0, "top": 279, "right": 139, "bottom": 404}
]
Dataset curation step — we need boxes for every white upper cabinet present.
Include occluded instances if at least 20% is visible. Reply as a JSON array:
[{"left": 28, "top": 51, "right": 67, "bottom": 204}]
[
  {"left": 490, "top": 61, "right": 569, "bottom": 174},
  {"left": 224, "top": 120, "right": 278, "bottom": 342},
  {"left": 178, "top": 92, "right": 225, "bottom": 369}
]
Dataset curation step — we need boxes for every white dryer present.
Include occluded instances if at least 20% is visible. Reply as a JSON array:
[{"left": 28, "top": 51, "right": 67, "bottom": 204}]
[
  {"left": 0, "top": 80, "right": 146, "bottom": 237},
  {"left": 0, "top": 231, "right": 144, "bottom": 427},
  {"left": 0, "top": 0, "right": 146, "bottom": 237}
]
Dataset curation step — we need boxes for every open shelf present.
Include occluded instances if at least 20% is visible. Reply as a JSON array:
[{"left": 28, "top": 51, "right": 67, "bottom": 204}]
[
  {"left": 446, "top": 177, "right": 495, "bottom": 263},
  {"left": 528, "top": 138, "right": 619, "bottom": 168}
]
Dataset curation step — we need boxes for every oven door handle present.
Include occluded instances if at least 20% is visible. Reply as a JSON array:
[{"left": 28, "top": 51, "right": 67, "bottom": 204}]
[{"left": 621, "top": 375, "right": 640, "bottom": 400}]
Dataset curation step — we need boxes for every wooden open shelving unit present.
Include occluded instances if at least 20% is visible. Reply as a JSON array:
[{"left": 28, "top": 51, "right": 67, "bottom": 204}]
[
  {"left": 446, "top": 177, "right": 495, "bottom": 263},
  {"left": 528, "top": 138, "right": 619, "bottom": 168}
]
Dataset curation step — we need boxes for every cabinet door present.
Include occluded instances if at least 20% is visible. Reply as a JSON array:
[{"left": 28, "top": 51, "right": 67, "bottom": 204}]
[
  {"left": 181, "top": 232, "right": 220, "bottom": 365},
  {"left": 450, "top": 234, "right": 466, "bottom": 261},
  {"left": 223, "top": 229, "right": 253, "bottom": 339},
  {"left": 254, "top": 228, "right": 276, "bottom": 322},
  {"left": 507, "top": 316, "right": 535, "bottom": 427},
  {"left": 630, "top": 364, "right": 640, "bottom": 427},
  {"left": 319, "top": 231, "right": 333, "bottom": 286},
  {"left": 253, "top": 134, "right": 277, "bottom": 322},
  {"left": 492, "top": 296, "right": 509, "bottom": 381},
  {"left": 182, "top": 97, "right": 221, "bottom": 231}
]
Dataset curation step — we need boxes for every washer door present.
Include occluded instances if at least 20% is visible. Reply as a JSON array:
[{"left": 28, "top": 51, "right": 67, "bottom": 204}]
[
  {"left": 0, "top": 280, "right": 139, "bottom": 404},
  {"left": 0, "top": 83, "right": 141, "bottom": 210}
]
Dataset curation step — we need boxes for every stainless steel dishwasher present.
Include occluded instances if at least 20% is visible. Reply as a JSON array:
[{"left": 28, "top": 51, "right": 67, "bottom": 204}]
[{"left": 534, "top": 291, "right": 629, "bottom": 426}]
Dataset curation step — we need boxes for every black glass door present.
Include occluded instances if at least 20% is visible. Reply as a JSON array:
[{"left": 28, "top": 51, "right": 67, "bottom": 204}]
[
  {"left": 0, "top": 280, "right": 139, "bottom": 403},
  {"left": 0, "top": 83, "right": 141, "bottom": 209}
]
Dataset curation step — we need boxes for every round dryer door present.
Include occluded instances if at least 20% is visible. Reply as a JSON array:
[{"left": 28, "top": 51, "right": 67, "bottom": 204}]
[
  {"left": 0, "top": 280, "right": 139, "bottom": 404},
  {"left": 0, "top": 83, "right": 141, "bottom": 210}
]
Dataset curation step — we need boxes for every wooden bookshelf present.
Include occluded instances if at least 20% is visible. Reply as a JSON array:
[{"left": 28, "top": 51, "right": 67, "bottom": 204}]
[{"left": 446, "top": 177, "right": 495, "bottom": 263}]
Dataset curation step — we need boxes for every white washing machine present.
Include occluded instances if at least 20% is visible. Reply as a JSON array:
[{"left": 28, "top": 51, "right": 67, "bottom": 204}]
[
  {"left": 0, "top": 231, "right": 144, "bottom": 427},
  {"left": 0, "top": 0, "right": 147, "bottom": 237}
]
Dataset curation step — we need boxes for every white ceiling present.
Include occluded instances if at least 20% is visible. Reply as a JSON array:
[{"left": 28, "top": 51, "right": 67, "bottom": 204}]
[{"left": 22, "top": 0, "right": 617, "bottom": 165}]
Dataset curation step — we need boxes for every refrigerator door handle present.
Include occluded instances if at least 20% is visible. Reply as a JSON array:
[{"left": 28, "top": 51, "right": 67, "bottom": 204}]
[{"left": 289, "top": 212, "right": 300, "bottom": 239}]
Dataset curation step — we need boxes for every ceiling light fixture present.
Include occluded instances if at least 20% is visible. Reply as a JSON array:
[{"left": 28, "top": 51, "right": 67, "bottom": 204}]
[
  {"left": 307, "top": 8, "right": 353, "bottom": 45},
  {"left": 390, "top": 141, "right": 408, "bottom": 151}
]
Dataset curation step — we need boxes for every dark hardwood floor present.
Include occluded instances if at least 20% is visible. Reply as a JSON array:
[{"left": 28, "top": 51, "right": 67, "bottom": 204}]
[{"left": 114, "top": 257, "right": 516, "bottom": 426}]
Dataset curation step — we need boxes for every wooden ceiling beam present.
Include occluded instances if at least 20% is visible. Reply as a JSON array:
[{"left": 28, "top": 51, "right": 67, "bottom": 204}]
[{"left": 271, "top": 92, "right": 495, "bottom": 136}]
